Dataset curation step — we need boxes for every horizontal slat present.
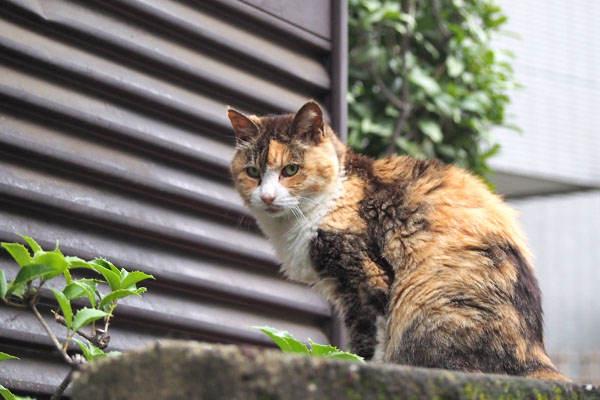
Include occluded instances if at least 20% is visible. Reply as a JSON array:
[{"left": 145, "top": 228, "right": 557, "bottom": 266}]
[
  {"left": 106, "top": 0, "right": 330, "bottom": 90},
  {"left": 241, "top": 0, "right": 332, "bottom": 40},
  {"left": 1, "top": 0, "right": 323, "bottom": 114},
  {"left": 0, "top": 72, "right": 233, "bottom": 178},
  {"left": 0, "top": 177, "right": 277, "bottom": 272},
  {"left": 0, "top": 112, "right": 253, "bottom": 227},
  {"left": 0, "top": 176, "right": 269, "bottom": 261},
  {"left": 203, "top": 0, "right": 331, "bottom": 51},
  {"left": 0, "top": 201, "right": 330, "bottom": 318},
  {"left": 0, "top": 288, "right": 330, "bottom": 351}
]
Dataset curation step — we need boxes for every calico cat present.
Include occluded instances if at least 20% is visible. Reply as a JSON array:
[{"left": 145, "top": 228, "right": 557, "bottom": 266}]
[{"left": 228, "top": 101, "right": 568, "bottom": 381}]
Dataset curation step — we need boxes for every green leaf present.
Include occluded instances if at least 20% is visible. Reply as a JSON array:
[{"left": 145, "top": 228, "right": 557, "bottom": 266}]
[
  {"left": 50, "top": 288, "right": 73, "bottom": 330},
  {"left": 0, "top": 385, "right": 17, "bottom": 400},
  {"left": 321, "top": 351, "right": 366, "bottom": 362},
  {"left": 65, "top": 256, "right": 94, "bottom": 269},
  {"left": 18, "top": 235, "right": 42, "bottom": 255},
  {"left": 418, "top": 120, "right": 443, "bottom": 143},
  {"left": 93, "top": 258, "right": 120, "bottom": 275},
  {"left": 0, "top": 271, "right": 6, "bottom": 299},
  {"left": 9, "top": 284, "right": 25, "bottom": 299},
  {"left": 98, "top": 288, "right": 146, "bottom": 310},
  {"left": 120, "top": 271, "right": 154, "bottom": 290},
  {"left": 309, "top": 339, "right": 365, "bottom": 363},
  {"left": 72, "top": 338, "right": 105, "bottom": 362},
  {"left": 5, "top": 264, "right": 55, "bottom": 296},
  {"left": 64, "top": 279, "right": 98, "bottom": 307},
  {"left": 0, "top": 352, "right": 18, "bottom": 362},
  {"left": 408, "top": 67, "right": 440, "bottom": 96},
  {"left": 89, "top": 262, "right": 120, "bottom": 291},
  {"left": 252, "top": 326, "right": 310, "bottom": 355},
  {"left": 446, "top": 56, "right": 465, "bottom": 77},
  {"left": 31, "top": 252, "right": 69, "bottom": 273},
  {"left": 1, "top": 243, "right": 31, "bottom": 267},
  {"left": 72, "top": 308, "right": 109, "bottom": 332}
]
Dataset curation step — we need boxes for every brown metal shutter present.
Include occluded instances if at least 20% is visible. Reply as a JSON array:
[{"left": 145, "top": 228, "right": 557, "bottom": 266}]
[{"left": 0, "top": 0, "right": 347, "bottom": 397}]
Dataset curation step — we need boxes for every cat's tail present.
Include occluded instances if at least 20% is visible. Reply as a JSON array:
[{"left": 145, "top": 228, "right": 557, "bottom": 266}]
[{"left": 526, "top": 367, "right": 571, "bottom": 382}]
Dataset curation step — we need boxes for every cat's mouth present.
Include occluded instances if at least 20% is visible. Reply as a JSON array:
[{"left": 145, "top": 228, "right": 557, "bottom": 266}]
[{"left": 264, "top": 205, "right": 284, "bottom": 215}]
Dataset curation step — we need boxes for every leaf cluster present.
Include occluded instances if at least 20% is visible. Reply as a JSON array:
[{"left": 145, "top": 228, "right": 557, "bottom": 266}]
[
  {"left": 348, "top": 0, "right": 517, "bottom": 178},
  {"left": 0, "top": 235, "right": 155, "bottom": 400},
  {"left": 253, "top": 326, "right": 365, "bottom": 363}
]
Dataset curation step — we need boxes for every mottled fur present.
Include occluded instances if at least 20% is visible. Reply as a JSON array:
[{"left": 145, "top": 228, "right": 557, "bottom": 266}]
[{"left": 228, "top": 101, "right": 568, "bottom": 381}]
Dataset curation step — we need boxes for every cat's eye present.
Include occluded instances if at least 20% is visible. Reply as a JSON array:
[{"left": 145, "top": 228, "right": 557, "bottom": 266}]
[
  {"left": 281, "top": 164, "right": 299, "bottom": 177},
  {"left": 246, "top": 166, "right": 261, "bottom": 178}
]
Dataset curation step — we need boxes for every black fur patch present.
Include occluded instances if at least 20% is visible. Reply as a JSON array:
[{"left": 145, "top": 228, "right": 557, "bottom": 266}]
[
  {"left": 310, "top": 229, "right": 389, "bottom": 359},
  {"left": 507, "top": 244, "right": 544, "bottom": 344},
  {"left": 473, "top": 241, "right": 545, "bottom": 345}
]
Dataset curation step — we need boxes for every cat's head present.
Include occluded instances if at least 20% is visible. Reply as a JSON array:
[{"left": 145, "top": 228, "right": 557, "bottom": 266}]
[{"left": 228, "top": 101, "right": 344, "bottom": 219}]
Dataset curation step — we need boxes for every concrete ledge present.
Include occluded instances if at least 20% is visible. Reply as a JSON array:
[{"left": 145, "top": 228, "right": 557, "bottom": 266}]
[{"left": 73, "top": 341, "right": 599, "bottom": 400}]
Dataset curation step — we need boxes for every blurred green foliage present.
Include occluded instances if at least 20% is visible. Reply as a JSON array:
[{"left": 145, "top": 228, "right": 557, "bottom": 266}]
[{"left": 348, "top": 0, "right": 517, "bottom": 177}]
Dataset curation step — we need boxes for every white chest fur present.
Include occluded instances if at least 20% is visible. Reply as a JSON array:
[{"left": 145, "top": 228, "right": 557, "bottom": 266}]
[{"left": 255, "top": 183, "right": 342, "bottom": 284}]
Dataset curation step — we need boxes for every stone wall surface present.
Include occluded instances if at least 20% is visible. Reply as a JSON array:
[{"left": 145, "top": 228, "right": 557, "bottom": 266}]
[{"left": 72, "top": 341, "right": 600, "bottom": 400}]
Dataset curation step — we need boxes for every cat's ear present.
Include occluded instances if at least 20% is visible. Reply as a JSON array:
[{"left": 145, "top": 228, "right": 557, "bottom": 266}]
[
  {"left": 291, "top": 101, "right": 324, "bottom": 144},
  {"left": 227, "top": 107, "right": 259, "bottom": 142}
]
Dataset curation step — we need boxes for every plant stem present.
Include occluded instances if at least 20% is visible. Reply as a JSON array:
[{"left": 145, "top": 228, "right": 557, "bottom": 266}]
[
  {"left": 30, "top": 303, "right": 74, "bottom": 366},
  {"left": 430, "top": 0, "right": 452, "bottom": 42},
  {"left": 55, "top": 314, "right": 110, "bottom": 349},
  {"left": 104, "top": 304, "right": 117, "bottom": 332},
  {"left": 3, "top": 298, "right": 27, "bottom": 308},
  {"left": 50, "top": 368, "right": 74, "bottom": 400}
]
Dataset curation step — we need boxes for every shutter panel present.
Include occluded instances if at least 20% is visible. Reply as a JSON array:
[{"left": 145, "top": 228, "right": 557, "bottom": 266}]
[{"left": 0, "top": 0, "right": 347, "bottom": 397}]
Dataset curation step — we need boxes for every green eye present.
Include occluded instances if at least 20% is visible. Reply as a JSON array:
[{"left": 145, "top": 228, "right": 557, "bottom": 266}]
[
  {"left": 282, "top": 164, "right": 299, "bottom": 177},
  {"left": 246, "top": 166, "right": 261, "bottom": 178}
]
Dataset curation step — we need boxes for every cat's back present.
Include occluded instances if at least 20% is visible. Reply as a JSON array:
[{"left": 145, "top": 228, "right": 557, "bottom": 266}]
[
  {"left": 354, "top": 155, "right": 565, "bottom": 380},
  {"left": 367, "top": 154, "right": 530, "bottom": 261}
]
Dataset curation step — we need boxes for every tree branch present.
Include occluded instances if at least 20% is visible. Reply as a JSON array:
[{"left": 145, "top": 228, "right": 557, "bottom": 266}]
[
  {"left": 50, "top": 368, "right": 74, "bottom": 400},
  {"left": 431, "top": 0, "right": 452, "bottom": 42},
  {"left": 3, "top": 298, "right": 27, "bottom": 309},
  {"left": 30, "top": 303, "right": 74, "bottom": 366},
  {"left": 370, "top": 65, "right": 410, "bottom": 111},
  {"left": 382, "top": 0, "right": 416, "bottom": 156}
]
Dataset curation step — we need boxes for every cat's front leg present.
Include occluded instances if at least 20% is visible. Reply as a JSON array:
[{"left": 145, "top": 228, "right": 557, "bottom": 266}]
[{"left": 310, "top": 229, "right": 390, "bottom": 360}]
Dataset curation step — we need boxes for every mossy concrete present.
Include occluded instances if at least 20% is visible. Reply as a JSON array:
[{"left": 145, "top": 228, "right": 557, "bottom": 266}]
[{"left": 72, "top": 341, "right": 599, "bottom": 400}]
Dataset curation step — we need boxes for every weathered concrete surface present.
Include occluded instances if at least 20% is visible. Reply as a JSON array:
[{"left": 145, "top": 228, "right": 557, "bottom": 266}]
[{"left": 73, "top": 341, "right": 599, "bottom": 400}]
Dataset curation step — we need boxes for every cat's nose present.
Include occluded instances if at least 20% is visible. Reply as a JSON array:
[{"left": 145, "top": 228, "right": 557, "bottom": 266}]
[{"left": 261, "top": 194, "right": 276, "bottom": 204}]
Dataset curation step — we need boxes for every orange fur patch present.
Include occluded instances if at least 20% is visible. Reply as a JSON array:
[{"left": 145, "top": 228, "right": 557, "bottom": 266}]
[
  {"left": 321, "top": 176, "right": 366, "bottom": 233},
  {"left": 267, "top": 140, "right": 291, "bottom": 168},
  {"left": 527, "top": 368, "right": 571, "bottom": 382},
  {"left": 290, "top": 138, "right": 338, "bottom": 195}
]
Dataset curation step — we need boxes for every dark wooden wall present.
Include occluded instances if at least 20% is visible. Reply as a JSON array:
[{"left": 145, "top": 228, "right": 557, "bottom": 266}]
[{"left": 0, "top": 0, "right": 347, "bottom": 397}]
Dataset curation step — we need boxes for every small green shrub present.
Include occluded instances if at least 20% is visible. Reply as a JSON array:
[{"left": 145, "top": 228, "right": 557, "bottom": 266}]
[
  {"left": 253, "top": 326, "right": 365, "bottom": 363},
  {"left": 0, "top": 235, "right": 154, "bottom": 400}
]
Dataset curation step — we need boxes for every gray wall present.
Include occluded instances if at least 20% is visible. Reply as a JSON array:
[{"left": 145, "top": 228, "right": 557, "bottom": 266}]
[
  {"left": 510, "top": 192, "right": 600, "bottom": 382},
  {"left": 0, "top": 0, "right": 347, "bottom": 397}
]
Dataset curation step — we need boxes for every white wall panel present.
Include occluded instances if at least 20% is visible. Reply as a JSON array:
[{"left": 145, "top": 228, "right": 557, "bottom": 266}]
[{"left": 491, "top": 0, "right": 600, "bottom": 187}]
